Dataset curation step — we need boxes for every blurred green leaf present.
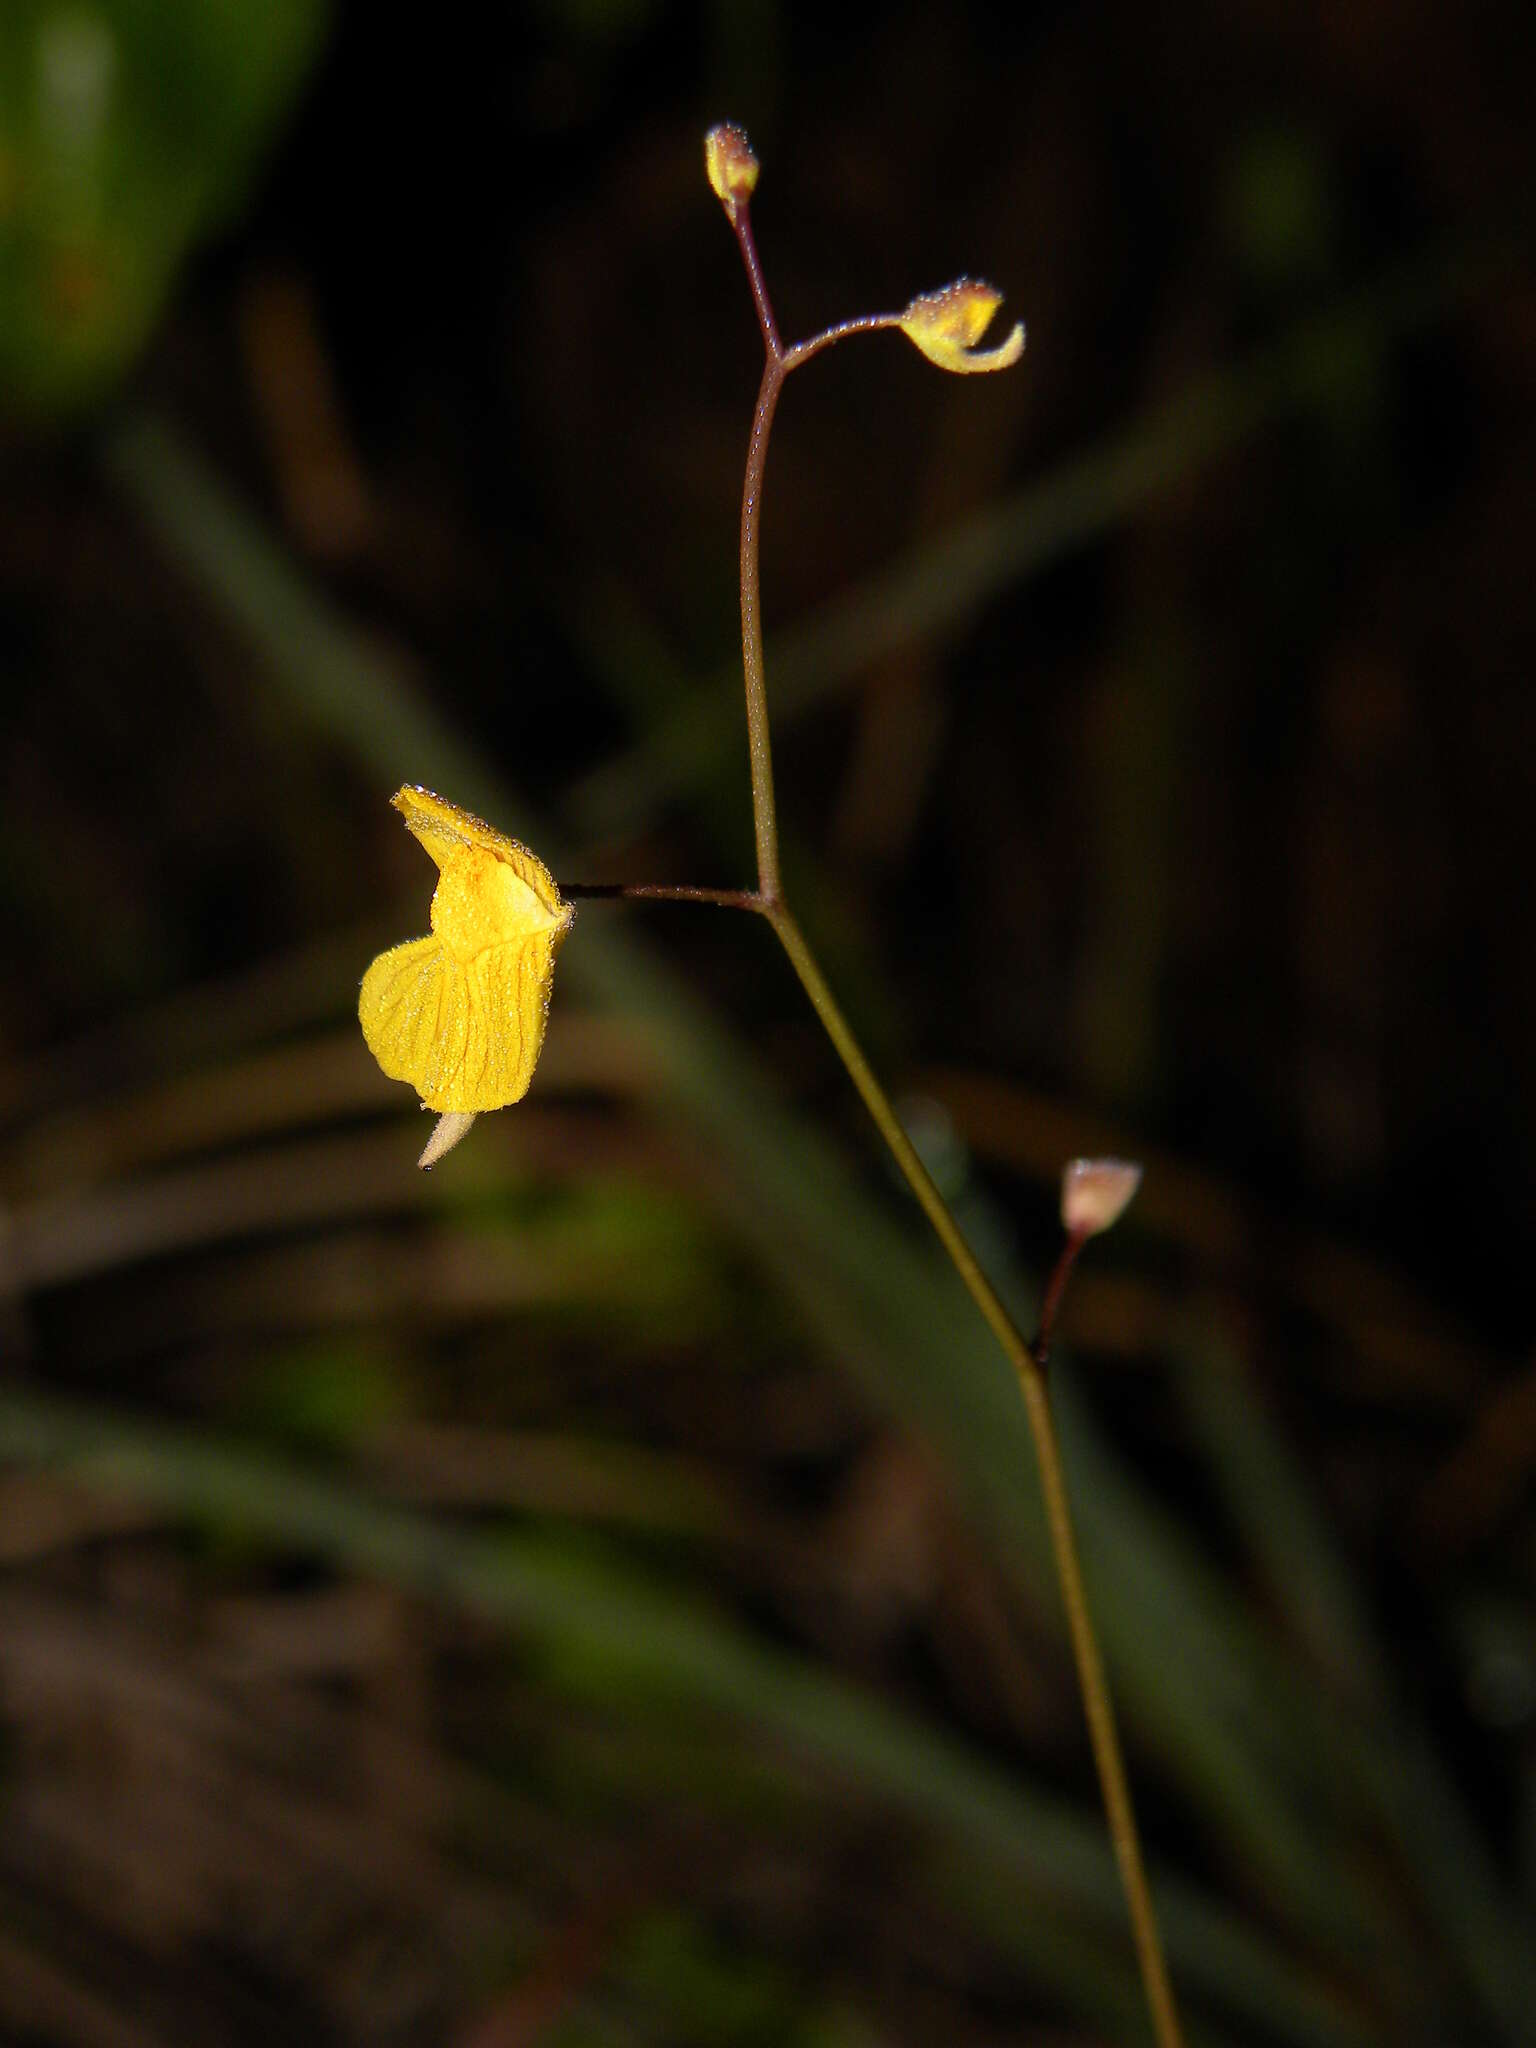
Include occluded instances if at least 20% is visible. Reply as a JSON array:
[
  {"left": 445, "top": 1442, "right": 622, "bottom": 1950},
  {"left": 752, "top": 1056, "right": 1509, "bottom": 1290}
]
[
  {"left": 617, "top": 1908, "right": 824, "bottom": 2047},
  {"left": 0, "top": 0, "right": 328, "bottom": 416},
  {"left": 245, "top": 1336, "right": 409, "bottom": 1456},
  {"left": 1221, "top": 125, "right": 1335, "bottom": 291}
]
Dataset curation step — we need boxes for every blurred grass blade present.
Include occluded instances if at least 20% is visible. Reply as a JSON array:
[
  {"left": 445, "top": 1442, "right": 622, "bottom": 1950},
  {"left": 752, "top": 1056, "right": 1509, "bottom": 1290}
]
[
  {"left": 0, "top": 1386, "right": 1370, "bottom": 2048},
  {"left": 1176, "top": 1320, "right": 1383, "bottom": 1699},
  {"left": 1176, "top": 1318, "right": 1536, "bottom": 2038}
]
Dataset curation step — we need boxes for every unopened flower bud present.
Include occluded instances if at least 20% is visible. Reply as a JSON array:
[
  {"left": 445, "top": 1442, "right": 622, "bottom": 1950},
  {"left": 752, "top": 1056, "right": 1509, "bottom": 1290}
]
[
  {"left": 1061, "top": 1158, "right": 1142, "bottom": 1238},
  {"left": 705, "top": 123, "right": 759, "bottom": 214},
  {"left": 898, "top": 278, "right": 1024, "bottom": 375}
]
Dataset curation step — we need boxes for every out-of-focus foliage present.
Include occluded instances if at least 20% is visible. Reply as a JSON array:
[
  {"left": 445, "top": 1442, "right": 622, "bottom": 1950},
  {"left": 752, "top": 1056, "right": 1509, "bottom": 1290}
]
[{"left": 0, "top": 0, "right": 326, "bottom": 416}]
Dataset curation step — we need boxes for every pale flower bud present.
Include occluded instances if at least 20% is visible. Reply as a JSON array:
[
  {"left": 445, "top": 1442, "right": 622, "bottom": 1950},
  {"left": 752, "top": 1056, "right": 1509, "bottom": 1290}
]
[
  {"left": 1061, "top": 1158, "right": 1142, "bottom": 1237},
  {"left": 705, "top": 123, "right": 760, "bottom": 213},
  {"left": 897, "top": 278, "right": 1025, "bottom": 375}
]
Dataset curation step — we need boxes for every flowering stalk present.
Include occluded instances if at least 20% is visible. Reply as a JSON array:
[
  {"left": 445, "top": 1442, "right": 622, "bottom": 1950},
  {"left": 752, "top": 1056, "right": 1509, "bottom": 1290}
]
[
  {"left": 361, "top": 122, "right": 1183, "bottom": 2045},
  {"left": 703, "top": 125, "right": 1183, "bottom": 2048}
]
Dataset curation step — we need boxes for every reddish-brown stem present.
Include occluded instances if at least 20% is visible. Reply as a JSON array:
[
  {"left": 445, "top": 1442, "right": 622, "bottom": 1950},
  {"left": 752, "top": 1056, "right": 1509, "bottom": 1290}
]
[
  {"left": 1032, "top": 1227, "right": 1090, "bottom": 1375},
  {"left": 785, "top": 313, "right": 903, "bottom": 372},
  {"left": 563, "top": 882, "right": 765, "bottom": 912},
  {"left": 727, "top": 196, "right": 781, "bottom": 357},
  {"left": 726, "top": 205, "right": 905, "bottom": 907}
]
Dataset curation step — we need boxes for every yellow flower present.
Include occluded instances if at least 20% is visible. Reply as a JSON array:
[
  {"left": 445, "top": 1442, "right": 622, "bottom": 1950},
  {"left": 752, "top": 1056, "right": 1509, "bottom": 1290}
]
[
  {"left": 898, "top": 279, "right": 1025, "bottom": 375},
  {"left": 360, "top": 787, "right": 573, "bottom": 1140}
]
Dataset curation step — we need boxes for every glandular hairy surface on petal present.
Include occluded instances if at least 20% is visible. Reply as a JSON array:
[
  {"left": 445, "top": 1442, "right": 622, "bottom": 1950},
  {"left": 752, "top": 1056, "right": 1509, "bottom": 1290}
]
[
  {"left": 392, "top": 785, "right": 567, "bottom": 919},
  {"left": 430, "top": 847, "right": 565, "bottom": 962},
  {"left": 360, "top": 936, "right": 472, "bottom": 1109}
]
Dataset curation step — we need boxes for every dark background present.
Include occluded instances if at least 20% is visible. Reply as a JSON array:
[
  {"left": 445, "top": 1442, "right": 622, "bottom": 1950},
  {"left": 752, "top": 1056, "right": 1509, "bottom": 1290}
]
[{"left": 2, "top": 2, "right": 1534, "bottom": 2042}]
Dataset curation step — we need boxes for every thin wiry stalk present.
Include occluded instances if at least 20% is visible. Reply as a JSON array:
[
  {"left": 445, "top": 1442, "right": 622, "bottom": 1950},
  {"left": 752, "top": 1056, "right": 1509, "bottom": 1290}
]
[{"left": 718, "top": 177, "right": 1186, "bottom": 2048}]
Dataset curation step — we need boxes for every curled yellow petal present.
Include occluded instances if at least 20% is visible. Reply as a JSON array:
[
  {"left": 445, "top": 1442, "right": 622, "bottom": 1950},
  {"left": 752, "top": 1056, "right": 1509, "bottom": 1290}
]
[
  {"left": 359, "top": 787, "right": 573, "bottom": 1118},
  {"left": 705, "top": 122, "right": 759, "bottom": 212},
  {"left": 897, "top": 278, "right": 1025, "bottom": 375}
]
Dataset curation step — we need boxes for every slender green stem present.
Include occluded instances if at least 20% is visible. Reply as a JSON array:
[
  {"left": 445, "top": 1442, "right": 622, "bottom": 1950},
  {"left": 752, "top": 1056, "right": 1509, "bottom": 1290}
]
[
  {"left": 711, "top": 184, "right": 1186, "bottom": 2048},
  {"left": 1017, "top": 1370, "right": 1185, "bottom": 2048},
  {"left": 768, "top": 774, "right": 1185, "bottom": 2048},
  {"left": 766, "top": 904, "right": 1031, "bottom": 1366},
  {"left": 740, "top": 357, "right": 787, "bottom": 902}
]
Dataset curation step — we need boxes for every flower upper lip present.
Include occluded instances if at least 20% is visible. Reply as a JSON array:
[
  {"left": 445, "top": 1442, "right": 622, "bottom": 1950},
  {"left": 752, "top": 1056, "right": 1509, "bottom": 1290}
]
[{"left": 897, "top": 278, "right": 1026, "bottom": 375}]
